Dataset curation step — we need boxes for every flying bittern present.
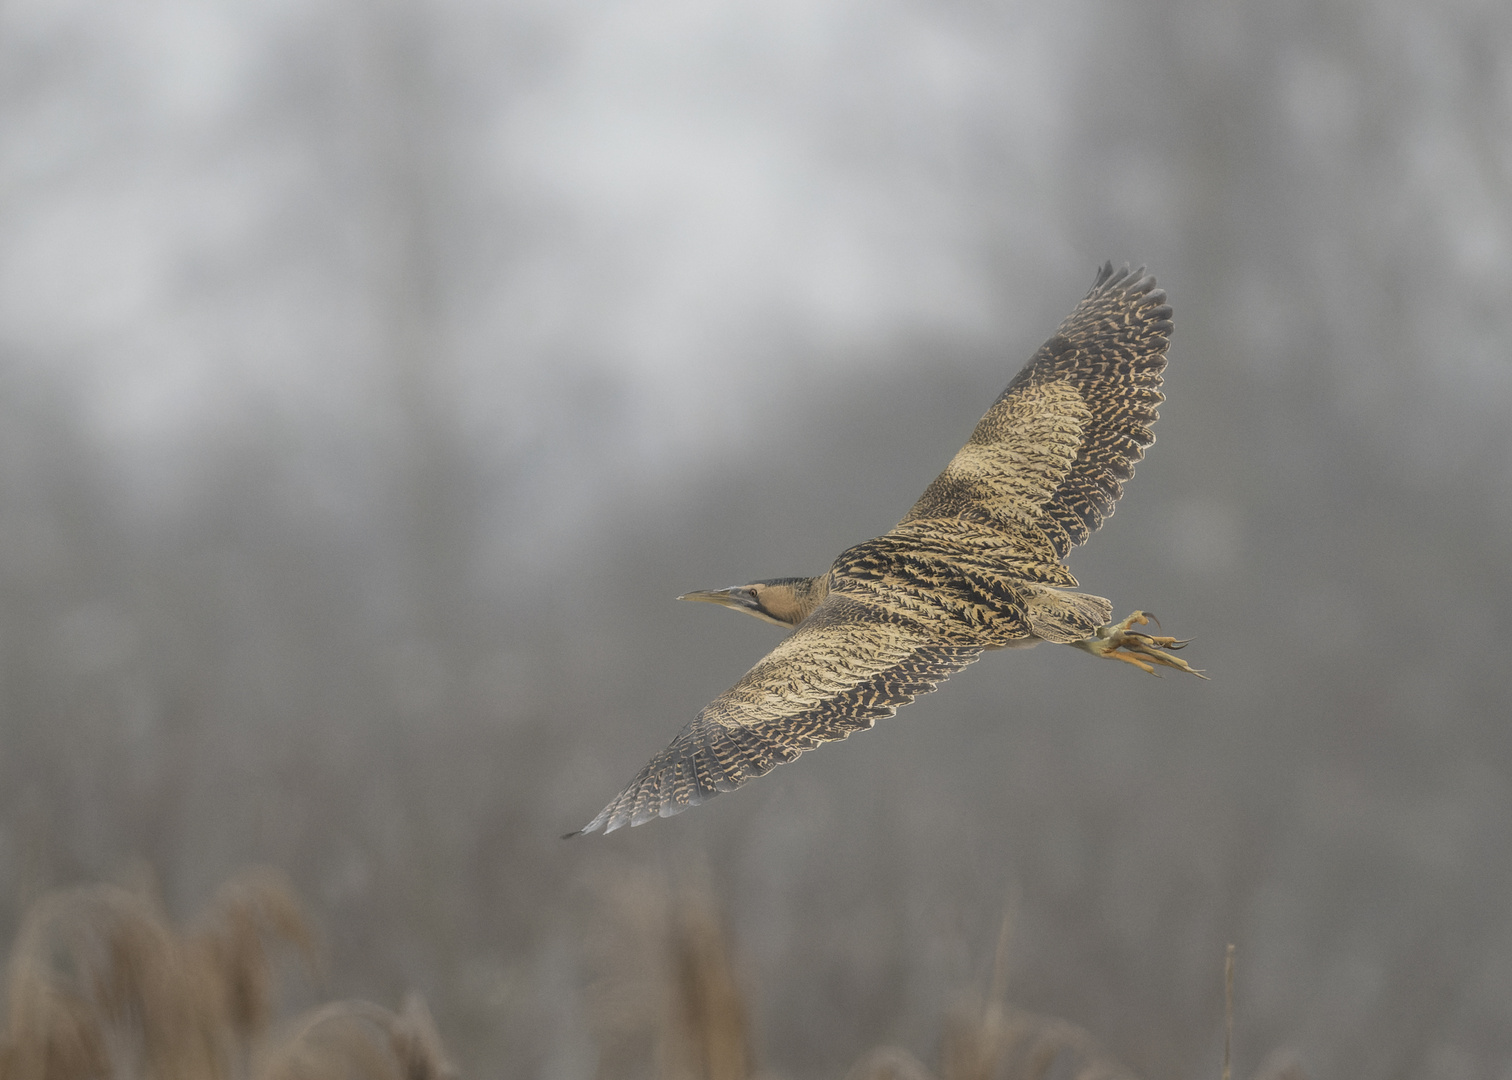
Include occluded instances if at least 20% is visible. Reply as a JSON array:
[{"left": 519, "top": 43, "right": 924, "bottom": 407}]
[{"left": 570, "top": 264, "right": 1203, "bottom": 837}]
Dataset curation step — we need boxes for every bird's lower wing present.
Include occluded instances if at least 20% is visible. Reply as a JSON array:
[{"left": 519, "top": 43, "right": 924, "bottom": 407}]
[{"left": 569, "top": 596, "right": 983, "bottom": 836}]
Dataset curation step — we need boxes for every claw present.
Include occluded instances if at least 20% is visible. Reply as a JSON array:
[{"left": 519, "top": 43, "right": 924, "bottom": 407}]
[{"left": 1072, "top": 611, "right": 1208, "bottom": 679}]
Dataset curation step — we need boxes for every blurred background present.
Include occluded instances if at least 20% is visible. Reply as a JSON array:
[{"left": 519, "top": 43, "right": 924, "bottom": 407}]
[{"left": 1, "top": 0, "right": 1510, "bottom": 1076}]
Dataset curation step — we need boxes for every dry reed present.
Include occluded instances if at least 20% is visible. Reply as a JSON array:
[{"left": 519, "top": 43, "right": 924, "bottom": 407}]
[
  {"left": 1248, "top": 1050, "right": 1307, "bottom": 1080},
  {"left": 582, "top": 867, "right": 752, "bottom": 1080},
  {"left": 1222, "top": 945, "right": 1235, "bottom": 1080},
  {"left": 0, "top": 866, "right": 453, "bottom": 1080},
  {"left": 930, "top": 901, "right": 1138, "bottom": 1080},
  {"left": 7, "top": 863, "right": 1298, "bottom": 1080},
  {"left": 252, "top": 994, "right": 454, "bottom": 1080},
  {"left": 938, "top": 1001, "right": 1139, "bottom": 1080},
  {"left": 587, "top": 871, "right": 1150, "bottom": 1080},
  {"left": 575, "top": 865, "right": 1303, "bottom": 1080},
  {"left": 668, "top": 897, "right": 752, "bottom": 1080},
  {"left": 186, "top": 867, "right": 322, "bottom": 1044},
  {"left": 0, "top": 880, "right": 229, "bottom": 1080},
  {"left": 842, "top": 1047, "right": 936, "bottom": 1080}
]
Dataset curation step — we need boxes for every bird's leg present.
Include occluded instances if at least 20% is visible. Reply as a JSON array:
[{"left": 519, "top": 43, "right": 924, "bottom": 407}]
[{"left": 1070, "top": 611, "right": 1207, "bottom": 679}]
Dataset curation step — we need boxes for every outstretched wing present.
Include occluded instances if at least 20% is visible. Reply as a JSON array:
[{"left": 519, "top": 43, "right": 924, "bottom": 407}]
[
  {"left": 900, "top": 264, "right": 1172, "bottom": 564},
  {"left": 569, "top": 595, "right": 983, "bottom": 836}
]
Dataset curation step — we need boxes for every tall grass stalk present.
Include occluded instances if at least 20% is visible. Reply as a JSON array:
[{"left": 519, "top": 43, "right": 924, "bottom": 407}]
[
  {"left": 583, "top": 867, "right": 752, "bottom": 1080},
  {"left": 1223, "top": 945, "right": 1235, "bottom": 1080}
]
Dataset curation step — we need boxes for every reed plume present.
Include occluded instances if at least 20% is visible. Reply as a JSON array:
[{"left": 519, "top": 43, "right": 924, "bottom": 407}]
[
  {"left": 840, "top": 901, "right": 1138, "bottom": 1080},
  {"left": 0, "top": 867, "right": 325, "bottom": 1080},
  {"left": 937, "top": 904, "right": 1137, "bottom": 1080},
  {"left": 252, "top": 994, "right": 454, "bottom": 1080},
  {"left": 583, "top": 868, "right": 752, "bottom": 1080},
  {"left": 1, "top": 881, "right": 225, "bottom": 1080},
  {"left": 185, "top": 866, "right": 321, "bottom": 1044},
  {"left": 939, "top": 1002, "right": 1138, "bottom": 1080},
  {"left": 841, "top": 1047, "right": 935, "bottom": 1080}
]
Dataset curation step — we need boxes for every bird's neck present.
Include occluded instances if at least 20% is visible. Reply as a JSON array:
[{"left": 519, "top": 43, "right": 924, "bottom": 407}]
[{"left": 762, "top": 575, "right": 830, "bottom": 626}]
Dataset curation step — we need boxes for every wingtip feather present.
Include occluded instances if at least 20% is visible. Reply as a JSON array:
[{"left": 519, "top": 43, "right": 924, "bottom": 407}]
[{"left": 1088, "top": 261, "right": 1166, "bottom": 302}]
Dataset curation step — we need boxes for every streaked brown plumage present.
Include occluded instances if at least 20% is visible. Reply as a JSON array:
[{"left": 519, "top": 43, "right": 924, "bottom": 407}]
[{"left": 571, "top": 264, "right": 1203, "bottom": 837}]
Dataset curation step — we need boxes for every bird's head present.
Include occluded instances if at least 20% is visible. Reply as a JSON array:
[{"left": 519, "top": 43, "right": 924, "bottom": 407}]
[{"left": 678, "top": 576, "right": 827, "bottom": 628}]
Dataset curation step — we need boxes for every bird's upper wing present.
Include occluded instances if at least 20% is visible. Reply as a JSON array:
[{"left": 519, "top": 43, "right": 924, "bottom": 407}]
[
  {"left": 899, "top": 264, "right": 1172, "bottom": 566},
  {"left": 569, "top": 594, "right": 983, "bottom": 835}
]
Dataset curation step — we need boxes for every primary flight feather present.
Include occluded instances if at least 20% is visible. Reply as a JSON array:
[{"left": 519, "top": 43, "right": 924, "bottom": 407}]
[{"left": 570, "top": 263, "right": 1203, "bottom": 837}]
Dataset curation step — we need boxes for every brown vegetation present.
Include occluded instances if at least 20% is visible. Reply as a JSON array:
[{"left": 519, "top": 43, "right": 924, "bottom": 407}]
[
  {"left": 583, "top": 868, "right": 754, "bottom": 1080},
  {"left": 0, "top": 865, "right": 1293, "bottom": 1080},
  {"left": 584, "top": 876, "right": 1303, "bottom": 1080},
  {"left": 582, "top": 871, "right": 1140, "bottom": 1080},
  {"left": 0, "top": 869, "right": 451, "bottom": 1080},
  {"left": 254, "top": 996, "right": 454, "bottom": 1080}
]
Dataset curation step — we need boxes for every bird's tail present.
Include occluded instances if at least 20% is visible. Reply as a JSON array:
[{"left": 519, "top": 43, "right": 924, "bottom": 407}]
[{"left": 1021, "top": 586, "right": 1113, "bottom": 644}]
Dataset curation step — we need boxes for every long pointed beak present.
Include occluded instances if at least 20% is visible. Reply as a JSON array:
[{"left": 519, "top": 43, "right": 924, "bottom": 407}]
[{"left": 677, "top": 587, "right": 758, "bottom": 613}]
